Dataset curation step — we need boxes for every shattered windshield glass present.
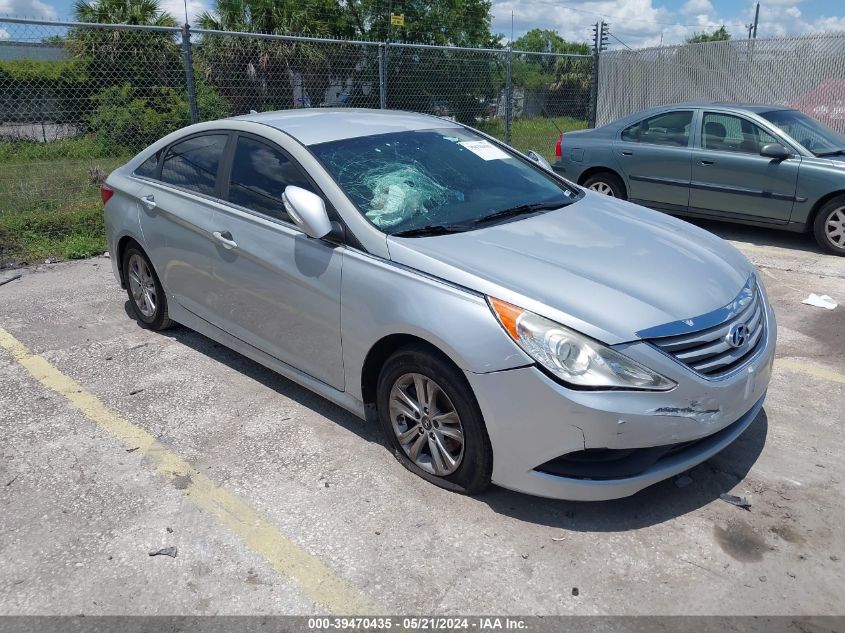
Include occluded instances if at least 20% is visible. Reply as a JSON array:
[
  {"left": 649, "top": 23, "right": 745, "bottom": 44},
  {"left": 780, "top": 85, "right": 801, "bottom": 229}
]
[{"left": 309, "top": 128, "right": 578, "bottom": 235}]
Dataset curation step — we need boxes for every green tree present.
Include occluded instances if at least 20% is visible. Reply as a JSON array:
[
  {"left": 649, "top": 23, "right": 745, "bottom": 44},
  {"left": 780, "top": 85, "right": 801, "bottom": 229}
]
[
  {"left": 69, "top": 0, "right": 181, "bottom": 89},
  {"left": 512, "top": 29, "right": 589, "bottom": 55},
  {"left": 509, "top": 29, "right": 591, "bottom": 119},
  {"left": 194, "top": 0, "right": 496, "bottom": 118},
  {"left": 73, "top": 0, "right": 177, "bottom": 26},
  {"left": 68, "top": 0, "right": 229, "bottom": 150},
  {"left": 197, "top": 0, "right": 350, "bottom": 37},
  {"left": 686, "top": 25, "right": 731, "bottom": 43},
  {"left": 195, "top": 0, "right": 367, "bottom": 115},
  {"left": 370, "top": 0, "right": 495, "bottom": 47}
]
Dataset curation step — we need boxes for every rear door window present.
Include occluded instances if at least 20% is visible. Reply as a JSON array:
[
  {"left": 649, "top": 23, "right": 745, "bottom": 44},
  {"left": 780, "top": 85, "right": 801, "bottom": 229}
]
[
  {"left": 621, "top": 111, "right": 694, "bottom": 147},
  {"left": 159, "top": 134, "right": 229, "bottom": 196},
  {"left": 134, "top": 149, "right": 162, "bottom": 179},
  {"left": 225, "top": 136, "right": 313, "bottom": 222}
]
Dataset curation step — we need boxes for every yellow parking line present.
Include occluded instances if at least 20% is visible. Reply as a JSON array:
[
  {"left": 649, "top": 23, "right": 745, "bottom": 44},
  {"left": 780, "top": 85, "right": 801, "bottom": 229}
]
[
  {"left": 0, "top": 327, "right": 380, "bottom": 615},
  {"left": 775, "top": 358, "right": 845, "bottom": 384}
]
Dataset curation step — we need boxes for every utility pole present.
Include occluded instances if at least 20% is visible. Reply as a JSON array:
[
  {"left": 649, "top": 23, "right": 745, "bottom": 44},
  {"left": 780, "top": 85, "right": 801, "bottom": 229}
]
[
  {"left": 752, "top": 2, "right": 760, "bottom": 38},
  {"left": 598, "top": 21, "right": 609, "bottom": 52},
  {"left": 589, "top": 21, "right": 608, "bottom": 128},
  {"left": 592, "top": 20, "right": 609, "bottom": 52}
]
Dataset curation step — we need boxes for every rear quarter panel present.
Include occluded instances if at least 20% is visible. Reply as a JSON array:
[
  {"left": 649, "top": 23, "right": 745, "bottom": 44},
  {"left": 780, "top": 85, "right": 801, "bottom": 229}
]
[
  {"left": 104, "top": 168, "right": 145, "bottom": 284},
  {"left": 553, "top": 129, "right": 625, "bottom": 185}
]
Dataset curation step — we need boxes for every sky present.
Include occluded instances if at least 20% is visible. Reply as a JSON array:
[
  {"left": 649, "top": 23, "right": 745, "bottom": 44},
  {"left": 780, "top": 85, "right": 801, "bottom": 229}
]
[{"left": 2, "top": 0, "right": 845, "bottom": 48}]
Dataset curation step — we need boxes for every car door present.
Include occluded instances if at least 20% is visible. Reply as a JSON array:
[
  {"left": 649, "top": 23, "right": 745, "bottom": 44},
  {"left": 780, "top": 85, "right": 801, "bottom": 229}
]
[
  {"left": 613, "top": 109, "right": 694, "bottom": 210},
  {"left": 135, "top": 132, "right": 232, "bottom": 322},
  {"left": 211, "top": 133, "right": 344, "bottom": 390},
  {"left": 689, "top": 111, "right": 800, "bottom": 222}
]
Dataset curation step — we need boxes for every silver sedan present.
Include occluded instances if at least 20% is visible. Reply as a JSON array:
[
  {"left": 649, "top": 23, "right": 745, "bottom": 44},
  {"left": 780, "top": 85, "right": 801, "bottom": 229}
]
[{"left": 103, "top": 109, "right": 776, "bottom": 501}]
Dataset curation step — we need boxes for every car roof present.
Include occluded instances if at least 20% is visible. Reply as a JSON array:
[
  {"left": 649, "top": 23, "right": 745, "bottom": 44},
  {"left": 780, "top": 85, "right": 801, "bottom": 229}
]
[
  {"left": 600, "top": 101, "right": 794, "bottom": 130},
  {"left": 232, "top": 108, "right": 462, "bottom": 146},
  {"left": 639, "top": 101, "right": 792, "bottom": 115},
  {"left": 679, "top": 101, "right": 791, "bottom": 113}
]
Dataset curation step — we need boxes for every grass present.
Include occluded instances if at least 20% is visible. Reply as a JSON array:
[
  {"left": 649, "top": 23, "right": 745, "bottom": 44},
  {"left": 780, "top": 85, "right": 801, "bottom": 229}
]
[
  {"left": 476, "top": 116, "right": 588, "bottom": 162},
  {"left": 0, "top": 138, "right": 130, "bottom": 266}
]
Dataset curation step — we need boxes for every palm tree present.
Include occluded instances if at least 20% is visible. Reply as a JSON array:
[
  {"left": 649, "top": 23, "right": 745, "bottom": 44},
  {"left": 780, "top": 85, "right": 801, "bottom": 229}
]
[
  {"left": 194, "top": 0, "right": 357, "bottom": 114},
  {"left": 69, "top": 0, "right": 182, "bottom": 99},
  {"left": 73, "top": 0, "right": 177, "bottom": 27}
]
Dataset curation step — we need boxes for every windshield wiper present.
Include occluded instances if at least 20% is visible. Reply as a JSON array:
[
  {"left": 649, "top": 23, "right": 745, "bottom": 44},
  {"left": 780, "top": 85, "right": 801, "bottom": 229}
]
[
  {"left": 816, "top": 149, "right": 845, "bottom": 157},
  {"left": 472, "top": 198, "right": 571, "bottom": 226},
  {"left": 392, "top": 223, "right": 472, "bottom": 237}
]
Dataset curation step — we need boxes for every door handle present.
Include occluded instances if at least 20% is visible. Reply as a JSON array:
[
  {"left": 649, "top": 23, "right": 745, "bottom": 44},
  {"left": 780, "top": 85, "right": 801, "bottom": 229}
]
[
  {"left": 621, "top": 150, "right": 633, "bottom": 156},
  {"left": 140, "top": 195, "right": 157, "bottom": 210},
  {"left": 212, "top": 231, "right": 238, "bottom": 250},
  {"left": 699, "top": 160, "right": 714, "bottom": 165}
]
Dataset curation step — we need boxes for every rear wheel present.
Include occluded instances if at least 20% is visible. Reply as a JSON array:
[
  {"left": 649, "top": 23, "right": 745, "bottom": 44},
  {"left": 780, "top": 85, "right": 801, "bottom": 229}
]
[
  {"left": 583, "top": 171, "right": 626, "bottom": 199},
  {"left": 813, "top": 195, "right": 845, "bottom": 256},
  {"left": 122, "top": 246, "right": 174, "bottom": 330},
  {"left": 376, "top": 345, "right": 492, "bottom": 494}
]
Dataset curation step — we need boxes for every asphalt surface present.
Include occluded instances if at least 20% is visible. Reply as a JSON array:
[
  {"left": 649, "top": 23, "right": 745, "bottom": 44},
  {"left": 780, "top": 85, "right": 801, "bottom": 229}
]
[{"left": 1, "top": 220, "right": 843, "bottom": 616}]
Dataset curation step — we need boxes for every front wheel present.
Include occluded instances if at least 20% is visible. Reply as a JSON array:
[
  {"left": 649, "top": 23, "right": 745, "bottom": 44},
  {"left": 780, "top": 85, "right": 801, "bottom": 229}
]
[
  {"left": 583, "top": 171, "right": 626, "bottom": 199},
  {"left": 376, "top": 345, "right": 493, "bottom": 494},
  {"left": 813, "top": 195, "right": 845, "bottom": 256}
]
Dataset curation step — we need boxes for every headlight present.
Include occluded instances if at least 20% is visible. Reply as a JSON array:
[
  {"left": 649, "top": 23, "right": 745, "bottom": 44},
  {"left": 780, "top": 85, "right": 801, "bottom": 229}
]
[{"left": 488, "top": 297, "right": 676, "bottom": 391}]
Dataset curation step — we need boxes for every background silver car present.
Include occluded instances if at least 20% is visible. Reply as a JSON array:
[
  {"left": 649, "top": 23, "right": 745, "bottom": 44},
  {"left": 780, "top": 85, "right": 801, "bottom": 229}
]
[{"left": 103, "top": 109, "right": 776, "bottom": 501}]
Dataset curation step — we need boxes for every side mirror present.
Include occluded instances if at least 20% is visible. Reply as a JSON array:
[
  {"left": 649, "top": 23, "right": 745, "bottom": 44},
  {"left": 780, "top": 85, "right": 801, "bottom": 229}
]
[
  {"left": 282, "top": 186, "right": 332, "bottom": 239},
  {"left": 760, "top": 143, "right": 790, "bottom": 160},
  {"left": 526, "top": 150, "right": 553, "bottom": 171}
]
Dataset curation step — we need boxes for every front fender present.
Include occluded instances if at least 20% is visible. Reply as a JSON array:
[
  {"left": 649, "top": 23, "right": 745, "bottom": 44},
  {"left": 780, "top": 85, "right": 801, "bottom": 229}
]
[
  {"left": 789, "top": 159, "right": 845, "bottom": 226},
  {"left": 340, "top": 249, "right": 532, "bottom": 403}
]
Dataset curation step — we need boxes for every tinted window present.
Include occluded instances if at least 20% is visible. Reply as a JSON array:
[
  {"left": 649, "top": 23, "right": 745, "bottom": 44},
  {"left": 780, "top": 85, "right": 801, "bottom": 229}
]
[
  {"left": 135, "top": 150, "right": 161, "bottom": 178},
  {"left": 160, "top": 134, "right": 228, "bottom": 196},
  {"left": 621, "top": 111, "right": 693, "bottom": 146},
  {"left": 310, "top": 127, "right": 578, "bottom": 234},
  {"left": 702, "top": 113, "right": 777, "bottom": 154},
  {"left": 227, "top": 137, "right": 313, "bottom": 221}
]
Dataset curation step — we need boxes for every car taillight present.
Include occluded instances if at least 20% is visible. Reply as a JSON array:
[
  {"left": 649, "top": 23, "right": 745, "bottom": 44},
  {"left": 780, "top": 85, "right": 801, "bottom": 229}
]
[
  {"left": 555, "top": 133, "right": 563, "bottom": 160},
  {"left": 100, "top": 184, "right": 114, "bottom": 205}
]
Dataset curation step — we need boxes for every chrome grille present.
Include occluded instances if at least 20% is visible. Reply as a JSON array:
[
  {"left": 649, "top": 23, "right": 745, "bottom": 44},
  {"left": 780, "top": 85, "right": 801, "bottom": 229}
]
[{"left": 649, "top": 283, "right": 765, "bottom": 378}]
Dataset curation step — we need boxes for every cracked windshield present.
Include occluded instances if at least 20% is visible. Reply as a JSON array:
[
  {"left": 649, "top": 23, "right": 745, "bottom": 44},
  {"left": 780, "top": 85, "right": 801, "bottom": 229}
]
[{"left": 310, "top": 128, "right": 578, "bottom": 235}]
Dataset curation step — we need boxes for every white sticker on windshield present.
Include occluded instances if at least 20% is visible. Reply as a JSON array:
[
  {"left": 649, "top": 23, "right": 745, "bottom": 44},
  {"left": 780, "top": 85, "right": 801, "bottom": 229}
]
[{"left": 459, "top": 140, "right": 510, "bottom": 161}]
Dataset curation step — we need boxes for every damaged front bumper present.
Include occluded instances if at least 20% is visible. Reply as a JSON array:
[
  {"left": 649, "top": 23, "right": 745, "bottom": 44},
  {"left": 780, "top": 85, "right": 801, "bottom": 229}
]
[{"left": 464, "top": 302, "right": 776, "bottom": 501}]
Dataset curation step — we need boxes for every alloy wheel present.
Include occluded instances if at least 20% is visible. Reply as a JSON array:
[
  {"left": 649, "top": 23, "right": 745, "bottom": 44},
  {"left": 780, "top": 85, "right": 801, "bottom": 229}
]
[
  {"left": 127, "top": 253, "right": 157, "bottom": 318},
  {"left": 388, "top": 372, "right": 465, "bottom": 476},
  {"left": 826, "top": 206, "right": 845, "bottom": 248},
  {"left": 589, "top": 181, "right": 614, "bottom": 196}
]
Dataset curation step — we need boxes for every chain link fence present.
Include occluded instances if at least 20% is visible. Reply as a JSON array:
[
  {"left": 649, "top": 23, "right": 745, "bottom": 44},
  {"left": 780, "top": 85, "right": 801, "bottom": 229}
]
[
  {"left": 597, "top": 32, "right": 845, "bottom": 132},
  {"left": 0, "top": 16, "right": 592, "bottom": 266}
]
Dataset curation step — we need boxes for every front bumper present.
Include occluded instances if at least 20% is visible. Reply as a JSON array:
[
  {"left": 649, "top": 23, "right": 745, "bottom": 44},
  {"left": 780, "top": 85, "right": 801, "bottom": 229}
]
[{"left": 464, "top": 300, "right": 776, "bottom": 501}]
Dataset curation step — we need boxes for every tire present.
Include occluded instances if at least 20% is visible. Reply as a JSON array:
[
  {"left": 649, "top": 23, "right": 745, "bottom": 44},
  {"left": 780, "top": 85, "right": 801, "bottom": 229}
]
[
  {"left": 813, "top": 195, "right": 845, "bottom": 256},
  {"left": 583, "top": 171, "right": 626, "bottom": 199},
  {"left": 376, "top": 345, "right": 493, "bottom": 495},
  {"left": 122, "top": 245, "right": 174, "bottom": 330}
]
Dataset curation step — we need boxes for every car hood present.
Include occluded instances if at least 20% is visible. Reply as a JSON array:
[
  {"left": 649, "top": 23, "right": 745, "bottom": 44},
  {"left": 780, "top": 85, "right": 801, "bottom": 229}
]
[{"left": 386, "top": 192, "right": 754, "bottom": 344}]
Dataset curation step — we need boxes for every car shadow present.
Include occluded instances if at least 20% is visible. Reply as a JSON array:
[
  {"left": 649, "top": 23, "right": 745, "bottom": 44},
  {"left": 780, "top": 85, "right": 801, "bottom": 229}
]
[
  {"left": 684, "top": 217, "right": 820, "bottom": 254},
  {"left": 127, "top": 302, "right": 768, "bottom": 530}
]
